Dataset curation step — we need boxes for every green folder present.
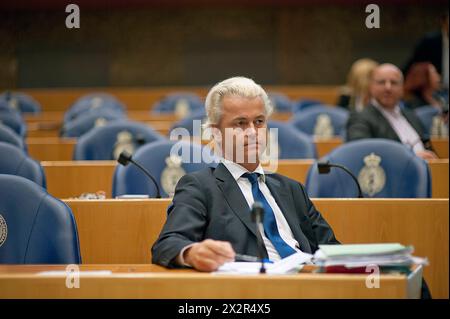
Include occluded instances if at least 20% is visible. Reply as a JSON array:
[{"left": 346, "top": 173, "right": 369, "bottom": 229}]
[{"left": 318, "top": 243, "right": 412, "bottom": 257}]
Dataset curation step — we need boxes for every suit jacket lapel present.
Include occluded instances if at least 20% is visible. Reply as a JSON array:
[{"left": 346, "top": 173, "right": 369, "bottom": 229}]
[
  {"left": 368, "top": 104, "right": 402, "bottom": 141},
  {"left": 265, "top": 175, "right": 312, "bottom": 253},
  {"left": 214, "top": 163, "right": 258, "bottom": 238},
  {"left": 402, "top": 109, "right": 425, "bottom": 137}
]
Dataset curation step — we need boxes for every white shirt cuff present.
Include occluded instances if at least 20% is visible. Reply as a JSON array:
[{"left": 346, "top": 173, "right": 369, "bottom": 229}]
[{"left": 176, "top": 243, "right": 196, "bottom": 267}]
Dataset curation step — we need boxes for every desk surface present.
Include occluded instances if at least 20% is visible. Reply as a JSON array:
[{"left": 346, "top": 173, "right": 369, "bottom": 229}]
[
  {"left": 0, "top": 264, "right": 420, "bottom": 299},
  {"left": 64, "top": 198, "right": 449, "bottom": 298}
]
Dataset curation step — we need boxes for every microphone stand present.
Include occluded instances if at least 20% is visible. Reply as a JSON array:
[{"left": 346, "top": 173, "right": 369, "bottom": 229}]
[
  {"left": 251, "top": 201, "right": 266, "bottom": 274},
  {"left": 317, "top": 160, "right": 364, "bottom": 198},
  {"left": 117, "top": 151, "right": 162, "bottom": 198}
]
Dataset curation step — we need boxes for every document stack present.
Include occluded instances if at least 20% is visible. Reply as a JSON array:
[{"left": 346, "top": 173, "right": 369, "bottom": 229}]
[{"left": 313, "top": 243, "right": 428, "bottom": 274}]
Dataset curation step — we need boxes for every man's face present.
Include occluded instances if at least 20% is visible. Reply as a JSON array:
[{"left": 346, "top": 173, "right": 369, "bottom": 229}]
[
  {"left": 214, "top": 95, "right": 267, "bottom": 166},
  {"left": 369, "top": 66, "right": 404, "bottom": 110}
]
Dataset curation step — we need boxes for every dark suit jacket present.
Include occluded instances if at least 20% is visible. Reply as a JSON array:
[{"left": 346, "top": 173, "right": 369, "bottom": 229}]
[
  {"left": 346, "top": 103, "right": 433, "bottom": 150},
  {"left": 151, "top": 163, "right": 339, "bottom": 268}
]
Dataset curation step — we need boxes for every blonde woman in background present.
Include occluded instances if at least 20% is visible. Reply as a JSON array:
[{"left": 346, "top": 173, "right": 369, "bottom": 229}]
[{"left": 337, "top": 58, "right": 379, "bottom": 112}]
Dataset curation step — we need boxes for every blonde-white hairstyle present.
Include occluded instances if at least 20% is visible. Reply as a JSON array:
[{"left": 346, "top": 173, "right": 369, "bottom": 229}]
[{"left": 204, "top": 76, "right": 273, "bottom": 127}]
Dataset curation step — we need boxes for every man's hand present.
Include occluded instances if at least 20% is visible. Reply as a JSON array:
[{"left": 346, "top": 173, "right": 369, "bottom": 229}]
[
  {"left": 184, "top": 239, "right": 235, "bottom": 272},
  {"left": 416, "top": 150, "right": 438, "bottom": 160}
]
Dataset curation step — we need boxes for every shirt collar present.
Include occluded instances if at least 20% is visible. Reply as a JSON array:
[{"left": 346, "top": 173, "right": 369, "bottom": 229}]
[
  {"left": 220, "top": 158, "right": 266, "bottom": 182},
  {"left": 371, "top": 98, "right": 402, "bottom": 116}
]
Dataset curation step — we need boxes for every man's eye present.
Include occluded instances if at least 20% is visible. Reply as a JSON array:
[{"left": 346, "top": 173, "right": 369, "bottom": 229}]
[{"left": 255, "top": 119, "right": 265, "bottom": 125}]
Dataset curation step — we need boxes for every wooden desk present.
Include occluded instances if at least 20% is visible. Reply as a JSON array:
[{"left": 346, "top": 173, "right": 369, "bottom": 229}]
[
  {"left": 27, "top": 137, "right": 76, "bottom": 161},
  {"left": 42, "top": 159, "right": 448, "bottom": 199},
  {"left": 312, "top": 137, "right": 448, "bottom": 159},
  {"left": 64, "top": 198, "right": 448, "bottom": 298},
  {"left": 43, "top": 161, "right": 117, "bottom": 198},
  {"left": 314, "top": 137, "right": 343, "bottom": 158},
  {"left": 431, "top": 138, "right": 449, "bottom": 159},
  {"left": 0, "top": 264, "right": 421, "bottom": 299}
]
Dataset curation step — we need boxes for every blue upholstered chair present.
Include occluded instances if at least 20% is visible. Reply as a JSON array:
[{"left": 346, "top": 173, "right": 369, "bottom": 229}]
[
  {"left": 73, "top": 120, "right": 165, "bottom": 160},
  {"left": 151, "top": 92, "right": 204, "bottom": 114},
  {"left": 0, "top": 174, "right": 80, "bottom": 264},
  {"left": 0, "top": 111, "right": 26, "bottom": 137},
  {"left": 268, "top": 93, "right": 293, "bottom": 113},
  {"left": 267, "top": 121, "right": 317, "bottom": 159},
  {"left": 112, "top": 140, "right": 217, "bottom": 198},
  {"left": 168, "top": 109, "right": 207, "bottom": 138},
  {"left": 0, "top": 124, "right": 26, "bottom": 151},
  {"left": 60, "top": 110, "right": 124, "bottom": 138},
  {"left": 292, "top": 99, "right": 323, "bottom": 113},
  {"left": 0, "top": 92, "right": 41, "bottom": 114},
  {"left": 290, "top": 105, "right": 349, "bottom": 137},
  {"left": 64, "top": 93, "right": 125, "bottom": 123},
  {"left": 0, "top": 142, "right": 46, "bottom": 188},
  {"left": 414, "top": 105, "right": 446, "bottom": 137},
  {"left": 305, "top": 139, "right": 431, "bottom": 198}
]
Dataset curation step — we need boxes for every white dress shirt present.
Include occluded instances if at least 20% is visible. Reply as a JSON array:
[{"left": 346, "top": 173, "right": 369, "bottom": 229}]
[
  {"left": 372, "top": 99, "right": 425, "bottom": 153},
  {"left": 177, "top": 159, "right": 301, "bottom": 266},
  {"left": 221, "top": 160, "right": 301, "bottom": 262}
]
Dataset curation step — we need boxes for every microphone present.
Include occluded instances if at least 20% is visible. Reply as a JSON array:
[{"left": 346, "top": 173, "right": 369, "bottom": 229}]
[
  {"left": 251, "top": 201, "right": 267, "bottom": 274},
  {"left": 317, "top": 160, "right": 364, "bottom": 198},
  {"left": 117, "top": 150, "right": 162, "bottom": 198}
]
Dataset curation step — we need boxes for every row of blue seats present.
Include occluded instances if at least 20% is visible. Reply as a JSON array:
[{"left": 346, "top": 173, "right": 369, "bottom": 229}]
[
  {"left": 0, "top": 136, "right": 431, "bottom": 200},
  {"left": 0, "top": 90, "right": 442, "bottom": 139}
]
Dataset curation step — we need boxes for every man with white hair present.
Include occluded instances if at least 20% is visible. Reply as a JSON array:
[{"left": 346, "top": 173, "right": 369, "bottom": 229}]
[
  {"left": 346, "top": 63, "right": 438, "bottom": 160},
  {"left": 152, "top": 76, "right": 339, "bottom": 272}
]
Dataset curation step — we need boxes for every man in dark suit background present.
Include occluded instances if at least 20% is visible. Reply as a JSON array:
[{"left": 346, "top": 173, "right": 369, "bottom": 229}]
[
  {"left": 346, "top": 63, "right": 438, "bottom": 160},
  {"left": 152, "top": 76, "right": 339, "bottom": 272}
]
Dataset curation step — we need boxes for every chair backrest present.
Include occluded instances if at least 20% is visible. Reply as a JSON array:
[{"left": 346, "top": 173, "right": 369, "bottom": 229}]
[
  {"left": 268, "top": 93, "right": 293, "bottom": 113},
  {"left": 112, "top": 140, "right": 217, "bottom": 198},
  {"left": 414, "top": 105, "right": 443, "bottom": 136},
  {"left": 169, "top": 109, "right": 207, "bottom": 137},
  {"left": 0, "top": 124, "right": 26, "bottom": 151},
  {"left": 0, "top": 142, "right": 46, "bottom": 188},
  {"left": 292, "top": 99, "right": 323, "bottom": 113},
  {"left": 267, "top": 121, "right": 317, "bottom": 159},
  {"left": 0, "top": 92, "right": 41, "bottom": 114},
  {"left": 305, "top": 138, "right": 431, "bottom": 198},
  {"left": 73, "top": 120, "right": 165, "bottom": 160},
  {"left": 0, "top": 174, "right": 81, "bottom": 264},
  {"left": 61, "top": 110, "right": 124, "bottom": 138},
  {"left": 0, "top": 111, "right": 26, "bottom": 137},
  {"left": 151, "top": 92, "right": 204, "bottom": 115},
  {"left": 290, "top": 105, "right": 349, "bottom": 137},
  {"left": 64, "top": 93, "right": 125, "bottom": 123}
]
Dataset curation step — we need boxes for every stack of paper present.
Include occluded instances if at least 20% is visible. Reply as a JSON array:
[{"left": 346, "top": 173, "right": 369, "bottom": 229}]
[
  {"left": 313, "top": 243, "right": 428, "bottom": 273},
  {"left": 215, "top": 251, "right": 313, "bottom": 275}
]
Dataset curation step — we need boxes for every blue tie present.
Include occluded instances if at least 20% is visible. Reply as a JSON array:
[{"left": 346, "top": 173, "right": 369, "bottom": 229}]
[{"left": 242, "top": 172, "right": 296, "bottom": 259}]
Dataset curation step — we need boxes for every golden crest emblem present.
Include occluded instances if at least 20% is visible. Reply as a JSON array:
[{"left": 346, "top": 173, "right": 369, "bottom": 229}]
[
  {"left": 431, "top": 115, "right": 449, "bottom": 137},
  {"left": 313, "top": 114, "right": 334, "bottom": 139},
  {"left": 174, "top": 98, "right": 191, "bottom": 118},
  {"left": 112, "top": 130, "right": 135, "bottom": 160},
  {"left": 94, "top": 117, "right": 108, "bottom": 128},
  {"left": 358, "top": 152, "right": 386, "bottom": 197},
  {"left": 8, "top": 98, "right": 18, "bottom": 110},
  {"left": 0, "top": 214, "right": 7, "bottom": 248},
  {"left": 161, "top": 155, "right": 186, "bottom": 197}
]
